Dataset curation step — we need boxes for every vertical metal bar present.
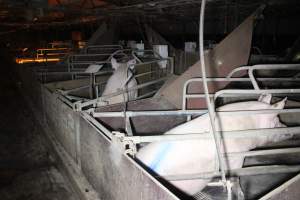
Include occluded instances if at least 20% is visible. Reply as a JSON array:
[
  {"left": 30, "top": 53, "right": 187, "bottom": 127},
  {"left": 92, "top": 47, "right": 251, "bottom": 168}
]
[
  {"left": 125, "top": 116, "right": 133, "bottom": 136},
  {"left": 75, "top": 114, "right": 81, "bottom": 169},
  {"left": 182, "top": 82, "right": 187, "bottom": 110},
  {"left": 92, "top": 73, "right": 97, "bottom": 98},
  {"left": 89, "top": 74, "right": 94, "bottom": 99},
  {"left": 249, "top": 68, "right": 260, "bottom": 90}
]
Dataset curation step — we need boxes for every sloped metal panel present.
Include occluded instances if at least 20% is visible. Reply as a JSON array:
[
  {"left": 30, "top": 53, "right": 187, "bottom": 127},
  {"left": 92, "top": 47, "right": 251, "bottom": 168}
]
[{"left": 158, "top": 7, "right": 263, "bottom": 109}]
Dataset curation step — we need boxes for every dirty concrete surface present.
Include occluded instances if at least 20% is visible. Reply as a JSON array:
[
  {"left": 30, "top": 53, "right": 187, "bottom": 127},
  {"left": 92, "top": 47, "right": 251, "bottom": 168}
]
[{"left": 0, "top": 51, "right": 79, "bottom": 200}]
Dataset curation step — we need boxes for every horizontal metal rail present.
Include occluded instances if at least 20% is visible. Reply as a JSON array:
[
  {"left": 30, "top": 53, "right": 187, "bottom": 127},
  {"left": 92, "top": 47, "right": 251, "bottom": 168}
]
[
  {"left": 162, "top": 165, "right": 300, "bottom": 181},
  {"left": 65, "top": 95, "right": 90, "bottom": 101},
  {"left": 214, "top": 89, "right": 300, "bottom": 101},
  {"left": 92, "top": 110, "right": 205, "bottom": 117},
  {"left": 80, "top": 111, "right": 113, "bottom": 140},
  {"left": 183, "top": 77, "right": 300, "bottom": 84},
  {"left": 136, "top": 91, "right": 158, "bottom": 100},
  {"left": 132, "top": 49, "right": 163, "bottom": 63},
  {"left": 92, "top": 108, "right": 300, "bottom": 118},
  {"left": 123, "top": 126, "right": 300, "bottom": 144},
  {"left": 61, "top": 80, "right": 107, "bottom": 95},
  {"left": 84, "top": 45, "right": 123, "bottom": 54},
  {"left": 182, "top": 77, "right": 300, "bottom": 110},
  {"left": 56, "top": 92, "right": 75, "bottom": 108},
  {"left": 226, "top": 147, "right": 300, "bottom": 158},
  {"left": 135, "top": 70, "right": 158, "bottom": 78},
  {"left": 227, "top": 64, "right": 300, "bottom": 79},
  {"left": 69, "top": 53, "right": 113, "bottom": 58},
  {"left": 37, "top": 70, "right": 112, "bottom": 76},
  {"left": 184, "top": 93, "right": 300, "bottom": 100},
  {"left": 68, "top": 61, "right": 110, "bottom": 65},
  {"left": 134, "top": 57, "right": 171, "bottom": 67}
]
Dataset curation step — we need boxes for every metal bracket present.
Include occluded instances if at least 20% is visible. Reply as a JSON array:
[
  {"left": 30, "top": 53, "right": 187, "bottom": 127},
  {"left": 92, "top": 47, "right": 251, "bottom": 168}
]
[
  {"left": 111, "top": 131, "right": 137, "bottom": 156},
  {"left": 73, "top": 101, "right": 83, "bottom": 111}
]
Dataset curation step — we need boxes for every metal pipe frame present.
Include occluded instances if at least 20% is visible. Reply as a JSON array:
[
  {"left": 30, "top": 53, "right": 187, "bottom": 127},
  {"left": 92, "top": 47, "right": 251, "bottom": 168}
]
[
  {"left": 85, "top": 110, "right": 300, "bottom": 184},
  {"left": 83, "top": 107, "right": 300, "bottom": 184},
  {"left": 41, "top": 59, "right": 300, "bottom": 194},
  {"left": 182, "top": 77, "right": 300, "bottom": 110},
  {"left": 182, "top": 64, "right": 300, "bottom": 110},
  {"left": 66, "top": 49, "right": 133, "bottom": 75},
  {"left": 62, "top": 54, "right": 173, "bottom": 110},
  {"left": 36, "top": 49, "right": 171, "bottom": 78},
  {"left": 226, "top": 64, "right": 300, "bottom": 79},
  {"left": 80, "top": 63, "right": 300, "bottom": 189},
  {"left": 56, "top": 59, "right": 172, "bottom": 105},
  {"left": 213, "top": 89, "right": 300, "bottom": 102}
]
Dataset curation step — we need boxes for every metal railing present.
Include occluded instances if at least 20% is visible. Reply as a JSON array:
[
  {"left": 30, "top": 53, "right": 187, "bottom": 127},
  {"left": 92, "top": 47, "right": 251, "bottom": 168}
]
[
  {"left": 84, "top": 45, "right": 123, "bottom": 54},
  {"left": 67, "top": 48, "right": 132, "bottom": 72},
  {"left": 35, "top": 48, "right": 132, "bottom": 83},
  {"left": 38, "top": 48, "right": 174, "bottom": 111},
  {"left": 183, "top": 64, "right": 300, "bottom": 110},
  {"left": 36, "top": 48, "right": 70, "bottom": 59},
  {"left": 70, "top": 54, "right": 174, "bottom": 111}
]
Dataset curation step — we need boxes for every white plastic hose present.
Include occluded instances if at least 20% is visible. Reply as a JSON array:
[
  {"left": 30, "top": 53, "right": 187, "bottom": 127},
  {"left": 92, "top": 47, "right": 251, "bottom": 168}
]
[{"left": 198, "top": 0, "right": 227, "bottom": 187}]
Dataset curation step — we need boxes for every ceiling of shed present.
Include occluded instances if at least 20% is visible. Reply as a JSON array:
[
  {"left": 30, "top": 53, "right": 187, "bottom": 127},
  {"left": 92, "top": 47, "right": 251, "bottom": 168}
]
[
  {"left": 0, "top": 0, "right": 299, "bottom": 40},
  {"left": 0, "top": 0, "right": 298, "bottom": 26}
]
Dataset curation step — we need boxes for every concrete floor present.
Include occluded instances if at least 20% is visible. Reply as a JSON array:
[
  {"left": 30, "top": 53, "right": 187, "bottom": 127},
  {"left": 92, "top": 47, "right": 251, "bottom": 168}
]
[{"left": 0, "top": 54, "right": 79, "bottom": 200}]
